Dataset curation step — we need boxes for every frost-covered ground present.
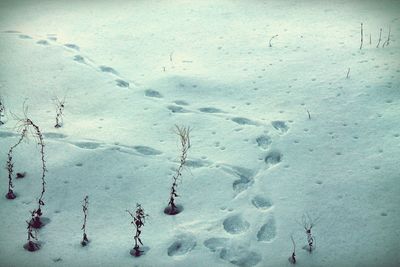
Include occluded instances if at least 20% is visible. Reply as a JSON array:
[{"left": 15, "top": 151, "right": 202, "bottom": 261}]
[{"left": 0, "top": 0, "right": 399, "bottom": 266}]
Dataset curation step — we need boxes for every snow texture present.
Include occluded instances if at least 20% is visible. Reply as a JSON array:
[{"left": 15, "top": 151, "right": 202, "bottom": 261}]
[{"left": 0, "top": 0, "right": 399, "bottom": 266}]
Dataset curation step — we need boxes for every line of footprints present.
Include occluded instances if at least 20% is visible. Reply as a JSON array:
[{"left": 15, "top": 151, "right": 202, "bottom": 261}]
[
  {"left": 165, "top": 124, "right": 287, "bottom": 267},
  {"left": 3, "top": 30, "right": 132, "bottom": 89}
]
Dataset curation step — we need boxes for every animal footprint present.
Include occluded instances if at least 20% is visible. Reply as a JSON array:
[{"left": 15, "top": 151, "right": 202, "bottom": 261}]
[
  {"left": 231, "top": 117, "right": 257, "bottom": 126},
  {"left": 223, "top": 214, "right": 250, "bottom": 234},
  {"left": 167, "top": 234, "right": 196, "bottom": 256},
  {"left": 255, "top": 135, "right": 272, "bottom": 150},
  {"left": 145, "top": 89, "right": 163, "bottom": 98},
  {"left": 219, "top": 247, "right": 262, "bottom": 267},
  {"left": 167, "top": 105, "right": 189, "bottom": 113},
  {"left": 99, "top": 65, "right": 118, "bottom": 75},
  {"left": 133, "top": 146, "right": 162, "bottom": 155},
  {"left": 199, "top": 107, "right": 223, "bottom": 113},
  {"left": 43, "top": 132, "right": 67, "bottom": 139},
  {"left": 115, "top": 79, "right": 129, "bottom": 88},
  {"left": 264, "top": 150, "right": 282, "bottom": 167},
  {"left": 73, "top": 55, "right": 85, "bottom": 63},
  {"left": 72, "top": 141, "right": 101, "bottom": 149},
  {"left": 36, "top": 40, "right": 49, "bottom": 45},
  {"left": 203, "top": 238, "right": 229, "bottom": 252},
  {"left": 257, "top": 216, "right": 277, "bottom": 242},
  {"left": 251, "top": 195, "right": 273, "bottom": 210},
  {"left": 185, "top": 159, "right": 211, "bottom": 168},
  {"left": 64, "top": 43, "right": 80, "bottom": 51},
  {"left": 174, "top": 100, "right": 189, "bottom": 106},
  {"left": 271, "top": 120, "right": 289, "bottom": 134},
  {"left": 18, "top": 34, "right": 32, "bottom": 39}
]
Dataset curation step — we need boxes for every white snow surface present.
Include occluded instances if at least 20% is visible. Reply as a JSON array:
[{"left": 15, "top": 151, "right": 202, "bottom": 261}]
[{"left": 0, "top": 0, "right": 399, "bottom": 266}]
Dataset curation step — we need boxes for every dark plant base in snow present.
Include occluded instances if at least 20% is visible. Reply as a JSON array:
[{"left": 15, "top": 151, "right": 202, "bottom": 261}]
[
  {"left": 164, "top": 204, "right": 183, "bottom": 215},
  {"left": 16, "top": 172, "right": 26, "bottom": 179},
  {"left": 81, "top": 236, "right": 90, "bottom": 247},
  {"left": 5, "top": 190, "right": 16, "bottom": 199},
  {"left": 30, "top": 217, "right": 50, "bottom": 229},
  {"left": 130, "top": 246, "right": 150, "bottom": 257},
  {"left": 302, "top": 245, "right": 315, "bottom": 253},
  {"left": 23, "top": 241, "right": 41, "bottom": 252},
  {"left": 54, "top": 124, "right": 61, "bottom": 128}
]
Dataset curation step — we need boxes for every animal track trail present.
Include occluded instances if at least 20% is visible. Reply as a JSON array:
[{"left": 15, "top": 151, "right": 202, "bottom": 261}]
[{"left": 5, "top": 30, "right": 134, "bottom": 89}]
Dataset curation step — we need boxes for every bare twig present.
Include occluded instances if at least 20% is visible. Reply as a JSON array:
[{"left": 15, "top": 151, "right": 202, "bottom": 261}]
[
  {"left": 288, "top": 234, "right": 296, "bottom": 264},
  {"left": 346, "top": 68, "right": 350, "bottom": 79},
  {"left": 299, "top": 213, "right": 319, "bottom": 253},
  {"left": 360, "top": 23, "right": 363, "bottom": 50},
  {"left": 269, "top": 34, "right": 278, "bottom": 47},
  {"left": 382, "top": 26, "right": 391, "bottom": 47},
  {"left": 165, "top": 125, "right": 191, "bottom": 215},
  {"left": 0, "top": 95, "right": 5, "bottom": 125},
  {"left": 377, "top": 28, "right": 382, "bottom": 48},
  {"left": 53, "top": 96, "right": 65, "bottom": 128},
  {"left": 81, "top": 195, "right": 89, "bottom": 246},
  {"left": 5, "top": 126, "right": 28, "bottom": 199}
]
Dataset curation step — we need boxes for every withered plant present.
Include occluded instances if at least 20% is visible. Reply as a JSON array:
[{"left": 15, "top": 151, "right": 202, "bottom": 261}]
[
  {"left": 360, "top": 23, "right": 363, "bottom": 50},
  {"left": 25, "top": 118, "right": 47, "bottom": 228},
  {"left": 53, "top": 96, "right": 65, "bottom": 128},
  {"left": 5, "top": 106, "right": 48, "bottom": 228},
  {"left": 288, "top": 234, "right": 296, "bottom": 264},
  {"left": 382, "top": 26, "right": 391, "bottom": 47},
  {"left": 164, "top": 125, "right": 191, "bottom": 215},
  {"left": 376, "top": 28, "right": 382, "bottom": 48},
  {"left": 127, "top": 204, "right": 148, "bottom": 257},
  {"left": 299, "top": 214, "right": 319, "bottom": 253},
  {"left": 81, "top": 195, "right": 90, "bottom": 246},
  {"left": 0, "top": 95, "right": 5, "bottom": 125},
  {"left": 5, "top": 125, "right": 28, "bottom": 199},
  {"left": 23, "top": 218, "right": 40, "bottom": 252}
]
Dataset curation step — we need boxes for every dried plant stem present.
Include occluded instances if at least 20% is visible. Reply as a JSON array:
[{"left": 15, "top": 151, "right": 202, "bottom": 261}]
[
  {"left": 24, "top": 218, "right": 40, "bottom": 252},
  {"left": 127, "top": 204, "right": 148, "bottom": 256},
  {"left": 0, "top": 96, "right": 5, "bottom": 125},
  {"left": 382, "top": 26, "right": 391, "bottom": 47},
  {"left": 269, "top": 34, "right": 278, "bottom": 47},
  {"left": 289, "top": 235, "right": 296, "bottom": 264},
  {"left": 166, "top": 125, "right": 191, "bottom": 215},
  {"left": 376, "top": 28, "right": 382, "bottom": 48},
  {"left": 81, "top": 195, "right": 89, "bottom": 246},
  {"left": 6, "top": 126, "right": 28, "bottom": 199},
  {"left": 54, "top": 97, "right": 65, "bottom": 128},
  {"left": 21, "top": 118, "right": 47, "bottom": 228},
  {"left": 360, "top": 23, "right": 363, "bottom": 50}
]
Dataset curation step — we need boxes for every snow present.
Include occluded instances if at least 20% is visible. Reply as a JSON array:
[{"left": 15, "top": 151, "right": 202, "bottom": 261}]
[{"left": 0, "top": 0, "right": 399, "bottom": 266}]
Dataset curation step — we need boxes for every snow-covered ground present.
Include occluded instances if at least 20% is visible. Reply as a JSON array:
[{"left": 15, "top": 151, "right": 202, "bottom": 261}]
[{"left": 0, "top": 0, "right": 399, "bottom": 266}]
